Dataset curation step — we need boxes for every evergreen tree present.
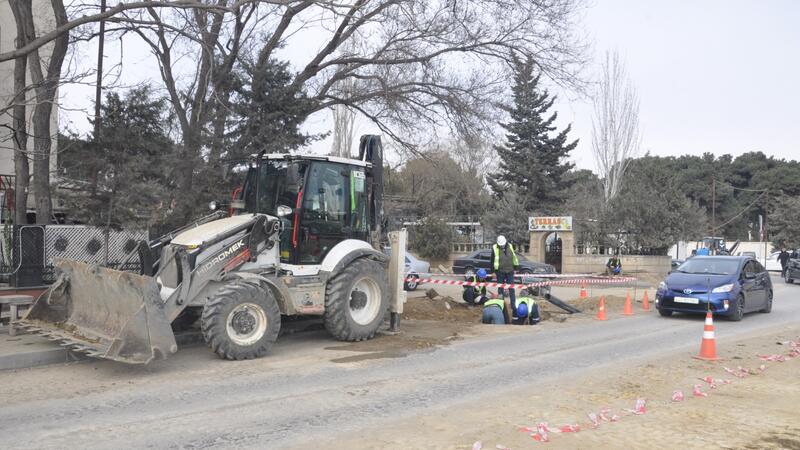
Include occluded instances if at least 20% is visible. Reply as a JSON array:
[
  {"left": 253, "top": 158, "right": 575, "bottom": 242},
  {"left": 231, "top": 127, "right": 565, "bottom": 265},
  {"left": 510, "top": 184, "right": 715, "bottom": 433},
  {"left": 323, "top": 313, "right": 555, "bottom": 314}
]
[
  {"left": 489, "top": 56, "right": 578, "bottom": 214},
  {"left": 60, "top": 86, "right": 175, "bottom": 228},
  {"left": 230, "top": 58, "right": 318, "bottom": 157}
]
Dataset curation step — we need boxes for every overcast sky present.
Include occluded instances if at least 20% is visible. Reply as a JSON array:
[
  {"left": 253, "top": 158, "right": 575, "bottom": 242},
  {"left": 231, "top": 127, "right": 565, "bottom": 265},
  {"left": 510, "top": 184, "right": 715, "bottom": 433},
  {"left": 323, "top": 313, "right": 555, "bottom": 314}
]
[
  {"left": 559, "top": 0, "right": 800, "bottom": 170},
  {"left": 60, "top": 0, "right": 800, "bottom": 171}
]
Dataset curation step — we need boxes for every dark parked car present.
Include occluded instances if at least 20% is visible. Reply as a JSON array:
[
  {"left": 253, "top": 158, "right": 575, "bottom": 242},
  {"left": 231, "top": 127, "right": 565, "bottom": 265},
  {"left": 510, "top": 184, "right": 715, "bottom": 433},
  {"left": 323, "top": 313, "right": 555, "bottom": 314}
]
[
  {"left": 452, "top": 249, "right": 556, "bottom": 275},
  {"left": 785, "top": 257, "right": 800, "bottom": 284},
  {"left": 655, "top": 256, "right": 772, "bottom": 321}
]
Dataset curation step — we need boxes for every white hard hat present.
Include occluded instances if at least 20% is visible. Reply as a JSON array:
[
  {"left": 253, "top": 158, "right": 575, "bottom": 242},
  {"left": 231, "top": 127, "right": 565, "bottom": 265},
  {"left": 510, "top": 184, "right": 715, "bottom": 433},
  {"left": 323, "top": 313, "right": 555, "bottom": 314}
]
[{"left": 497, "top": 235, "right": 507, "bottom": 246}]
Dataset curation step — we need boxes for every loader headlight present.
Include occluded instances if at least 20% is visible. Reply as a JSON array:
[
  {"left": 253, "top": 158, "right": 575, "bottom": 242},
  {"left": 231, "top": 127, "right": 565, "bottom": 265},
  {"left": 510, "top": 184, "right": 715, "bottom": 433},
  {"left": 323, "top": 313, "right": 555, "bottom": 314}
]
[{"left": 712, "top": 283, "right": 734, "bottom": 293}]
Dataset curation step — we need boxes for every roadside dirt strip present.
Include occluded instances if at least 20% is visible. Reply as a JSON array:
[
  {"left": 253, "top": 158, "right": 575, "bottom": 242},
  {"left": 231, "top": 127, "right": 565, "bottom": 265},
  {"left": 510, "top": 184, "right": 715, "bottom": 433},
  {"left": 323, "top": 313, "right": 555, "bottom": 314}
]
[{"left": 323, "top": 326, "right": 800, "bottom": 450}]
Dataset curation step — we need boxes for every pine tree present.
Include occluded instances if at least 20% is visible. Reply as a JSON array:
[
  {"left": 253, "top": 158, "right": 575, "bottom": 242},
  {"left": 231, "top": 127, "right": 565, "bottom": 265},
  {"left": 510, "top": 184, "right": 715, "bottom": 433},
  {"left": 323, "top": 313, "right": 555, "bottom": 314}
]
[
  {"left": 60, "top": 86, "right": 175, "bottom": 228},
  {"left": 489, "top": 56, "right": 578, "bottom": 214}
]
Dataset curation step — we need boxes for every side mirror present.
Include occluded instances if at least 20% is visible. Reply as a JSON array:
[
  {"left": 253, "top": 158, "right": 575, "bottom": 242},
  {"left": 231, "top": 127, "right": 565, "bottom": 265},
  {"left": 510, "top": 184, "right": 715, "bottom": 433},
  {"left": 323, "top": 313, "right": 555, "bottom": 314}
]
[{"left": 276, "top": 205, "right": 293, "bottom": 217}]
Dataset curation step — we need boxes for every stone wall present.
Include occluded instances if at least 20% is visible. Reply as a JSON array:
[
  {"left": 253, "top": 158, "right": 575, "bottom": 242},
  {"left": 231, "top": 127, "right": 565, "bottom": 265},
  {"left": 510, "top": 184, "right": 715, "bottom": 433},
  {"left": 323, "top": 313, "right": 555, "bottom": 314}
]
[{"left": 562, "top": 254, "right": 671, "bottom": 276}]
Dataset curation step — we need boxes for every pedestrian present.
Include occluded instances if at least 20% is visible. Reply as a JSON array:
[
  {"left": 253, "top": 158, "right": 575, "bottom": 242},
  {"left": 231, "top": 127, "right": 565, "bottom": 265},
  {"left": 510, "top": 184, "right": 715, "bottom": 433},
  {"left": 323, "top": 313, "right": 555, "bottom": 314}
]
[
  {"left": 481, "top": 296, "right": 511, "bottom": 325},
  {"left": 463, "top": 268, "right": 490, "bottom": 306},
  {"left": 512, "top": 289, "right": 541, "bottom": 325},
  {"left": 606, "top": 253, "right": 622, "bottom": 276},
  {"left": 492, "top": 235, "right": 519, "bottom": 310},
  {"left": 778, "top": 248, "right": 791, "bottom": 278}
]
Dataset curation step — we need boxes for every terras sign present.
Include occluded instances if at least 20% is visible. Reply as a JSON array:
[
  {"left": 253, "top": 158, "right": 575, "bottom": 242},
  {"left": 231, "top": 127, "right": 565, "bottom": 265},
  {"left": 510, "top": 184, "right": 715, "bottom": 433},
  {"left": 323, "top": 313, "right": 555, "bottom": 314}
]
[{"left": 528, "top": 216, "right": 573, "bottom": 232}]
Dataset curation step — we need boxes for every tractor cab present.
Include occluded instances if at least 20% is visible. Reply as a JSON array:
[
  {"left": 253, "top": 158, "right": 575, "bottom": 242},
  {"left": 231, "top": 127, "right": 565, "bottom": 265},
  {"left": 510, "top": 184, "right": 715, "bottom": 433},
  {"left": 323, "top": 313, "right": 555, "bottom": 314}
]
[
  {"left": 239, "top": 155, "right": 373, "bottom": 265},
  {"left": 236, "top": 135, "right": 384, "bottom": 266}
]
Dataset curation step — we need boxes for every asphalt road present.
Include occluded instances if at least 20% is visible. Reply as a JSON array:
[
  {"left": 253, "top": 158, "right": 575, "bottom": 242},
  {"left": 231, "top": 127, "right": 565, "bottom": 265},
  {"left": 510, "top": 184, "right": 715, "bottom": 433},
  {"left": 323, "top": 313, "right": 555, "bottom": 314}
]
[{"left": 1, "top": 275, "right": 798, "bottom": 449}]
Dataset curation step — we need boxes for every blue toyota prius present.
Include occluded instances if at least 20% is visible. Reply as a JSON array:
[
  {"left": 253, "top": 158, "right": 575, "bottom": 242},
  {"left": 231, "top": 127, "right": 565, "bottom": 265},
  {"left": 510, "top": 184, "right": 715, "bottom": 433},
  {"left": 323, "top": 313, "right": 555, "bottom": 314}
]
[{"left": 655, "top": 256, "right": 773, "bottom": 321}]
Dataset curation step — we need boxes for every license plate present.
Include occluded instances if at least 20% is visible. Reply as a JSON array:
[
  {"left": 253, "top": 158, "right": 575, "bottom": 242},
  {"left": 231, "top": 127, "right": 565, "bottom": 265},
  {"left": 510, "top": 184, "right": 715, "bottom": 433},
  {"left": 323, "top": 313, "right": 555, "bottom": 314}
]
[{"left": 674, "top": 296, "right": 699, "bottom": 304}]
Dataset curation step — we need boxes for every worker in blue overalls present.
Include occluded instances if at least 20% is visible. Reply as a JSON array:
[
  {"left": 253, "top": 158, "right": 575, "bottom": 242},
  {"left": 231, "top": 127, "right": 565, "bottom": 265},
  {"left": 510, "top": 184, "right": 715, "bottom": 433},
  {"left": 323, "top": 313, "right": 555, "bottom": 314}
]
[
  {"left": 481, "top": 296, "right": 511, "bottom": 325},
  {"left": 512, "top": 290, "right": 541, "bottom": 325}
]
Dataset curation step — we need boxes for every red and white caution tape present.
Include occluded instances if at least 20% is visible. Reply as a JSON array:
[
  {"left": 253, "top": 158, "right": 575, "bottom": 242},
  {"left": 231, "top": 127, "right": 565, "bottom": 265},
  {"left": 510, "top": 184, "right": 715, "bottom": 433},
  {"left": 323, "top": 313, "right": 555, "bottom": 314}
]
[
  {"left": 414, "top": 272, "right": 601, "bottom": 279},
  {"left": 405, "top": 276, "right": 637, "bottom": 290}
]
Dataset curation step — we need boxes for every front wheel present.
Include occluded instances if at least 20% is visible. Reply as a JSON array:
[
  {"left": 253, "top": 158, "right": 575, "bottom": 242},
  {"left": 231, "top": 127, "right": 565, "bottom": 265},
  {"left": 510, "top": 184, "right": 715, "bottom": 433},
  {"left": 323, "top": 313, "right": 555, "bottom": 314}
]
[
  {"left": 324, "top": 258, "right": 389, "bottom": 341},
  {"left": 785, "top": 274, "right": 794, "bottom": 284},
  {"left": 729, "top": 295, "right": 744, "bottom": 321},
  {"left": 658, "top": 308, "right": 673, "bottom": 317},
  {"left": 404, "top": 274, "right": 419, "bottom": 291},
  {"left": 201, "top": 281, "right": 281, "bottom": 360}
]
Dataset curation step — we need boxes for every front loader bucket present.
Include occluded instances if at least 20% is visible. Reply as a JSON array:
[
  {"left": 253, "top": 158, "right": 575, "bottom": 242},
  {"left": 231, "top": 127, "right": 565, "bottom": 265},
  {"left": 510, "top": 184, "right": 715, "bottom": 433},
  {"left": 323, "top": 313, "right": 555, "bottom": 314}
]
[{"left": 18, "top": 259, "right": 177, "bottom": 364}]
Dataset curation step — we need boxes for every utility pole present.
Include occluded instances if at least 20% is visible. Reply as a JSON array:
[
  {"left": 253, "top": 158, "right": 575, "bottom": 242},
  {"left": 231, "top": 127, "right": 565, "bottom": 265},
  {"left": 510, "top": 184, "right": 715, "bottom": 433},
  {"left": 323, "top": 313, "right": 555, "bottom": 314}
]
[
  {"left": 764, "top": 189, "right": 768, "bottom": 268},
  {"left": 93, "top": 0, "right": 106, "bottom": 138},
  {"left": 711, "top": 178, "right": 716, "bottom": 237}
]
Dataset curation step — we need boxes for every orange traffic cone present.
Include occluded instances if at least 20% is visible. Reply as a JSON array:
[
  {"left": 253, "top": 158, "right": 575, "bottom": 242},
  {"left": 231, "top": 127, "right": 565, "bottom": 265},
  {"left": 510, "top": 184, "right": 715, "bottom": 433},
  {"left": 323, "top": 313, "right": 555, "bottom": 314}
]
[
  {"left": 595, "top": 297, "right": 608, "bottom": 321},
  {"left": 693, "top": 311, "right": 718, "bottom": 361},
  {"left": 642, "top": 291, "right": 651, "bottom": 311},
  {"left": 623, "top": 292, "right": 634, "bottom": 316},
  {"left": 579, "top": 284, "right": 588, "bottom": 299}
]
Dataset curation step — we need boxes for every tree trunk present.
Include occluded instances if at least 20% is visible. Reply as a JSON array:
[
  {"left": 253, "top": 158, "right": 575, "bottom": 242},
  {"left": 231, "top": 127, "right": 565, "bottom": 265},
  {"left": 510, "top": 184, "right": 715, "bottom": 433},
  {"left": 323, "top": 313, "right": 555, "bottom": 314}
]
[
  {"left": 31, "top": 103, "right": 54, "bottom": 224},
  {"left": 9, "top": 0, "right": 30, "bottom": 226},
  {"left": 21, "top": 0, "right": 69, "bottom": 224}
]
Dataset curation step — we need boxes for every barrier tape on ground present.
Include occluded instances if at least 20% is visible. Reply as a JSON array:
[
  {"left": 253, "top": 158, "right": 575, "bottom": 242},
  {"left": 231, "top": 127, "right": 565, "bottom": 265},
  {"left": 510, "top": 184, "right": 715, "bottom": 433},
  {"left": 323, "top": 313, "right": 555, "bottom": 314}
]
[
  {"left": 476, "top": 335, "right": 800, "bottom": 448},
  {"left": 404, "top": 276, "right": 637, "bottom": 290}
]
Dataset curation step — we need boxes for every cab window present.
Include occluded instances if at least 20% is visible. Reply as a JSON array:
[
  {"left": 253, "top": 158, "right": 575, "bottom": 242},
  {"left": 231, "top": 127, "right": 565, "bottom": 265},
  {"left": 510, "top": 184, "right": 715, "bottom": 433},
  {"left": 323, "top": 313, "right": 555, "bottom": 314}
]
[{"left": 298, "top": 162, "right": 349, "bottom": 264}]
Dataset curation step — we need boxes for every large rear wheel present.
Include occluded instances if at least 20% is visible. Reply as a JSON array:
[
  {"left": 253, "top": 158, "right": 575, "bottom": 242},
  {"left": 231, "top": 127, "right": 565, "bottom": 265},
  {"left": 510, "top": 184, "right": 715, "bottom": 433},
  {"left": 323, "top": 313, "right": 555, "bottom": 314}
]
[
  {"left": 201, "top": 281, "right": 281, "bottom": 360},
  {"left": 324, "top": 258, "right": 389, "bottom": 341}
]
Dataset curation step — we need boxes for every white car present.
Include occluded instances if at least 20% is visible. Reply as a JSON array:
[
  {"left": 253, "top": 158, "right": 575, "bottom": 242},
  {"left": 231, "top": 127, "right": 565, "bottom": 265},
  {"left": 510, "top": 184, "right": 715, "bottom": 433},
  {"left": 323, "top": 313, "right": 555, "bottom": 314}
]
[
  {"left": 383, "top": 247, "right": 431, "bottom": 291},
  {"left": 765, "top": 251, "right": 782, "bottom": 272}
]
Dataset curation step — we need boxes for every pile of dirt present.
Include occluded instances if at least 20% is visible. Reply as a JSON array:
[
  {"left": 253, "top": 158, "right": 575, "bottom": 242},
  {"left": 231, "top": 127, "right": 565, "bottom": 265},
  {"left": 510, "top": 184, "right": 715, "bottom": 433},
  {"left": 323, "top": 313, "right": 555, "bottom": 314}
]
[{"left": 402, "top": 296, "right": 483, "bottom": 323}]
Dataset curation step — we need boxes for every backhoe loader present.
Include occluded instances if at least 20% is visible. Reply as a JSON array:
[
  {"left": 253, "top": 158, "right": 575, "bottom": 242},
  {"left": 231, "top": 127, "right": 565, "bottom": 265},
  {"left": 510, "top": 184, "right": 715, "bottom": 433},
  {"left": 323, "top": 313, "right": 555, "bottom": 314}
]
[{"left": 19, "top": 135, "right": 393, "bottom": 364}]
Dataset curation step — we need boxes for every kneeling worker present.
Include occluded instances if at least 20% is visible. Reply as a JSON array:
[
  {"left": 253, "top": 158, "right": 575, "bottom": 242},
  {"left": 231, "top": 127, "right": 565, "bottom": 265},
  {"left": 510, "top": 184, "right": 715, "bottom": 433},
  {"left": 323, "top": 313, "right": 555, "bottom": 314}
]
[
  {"left": 463, "top": 269, "right": 490, "bottom": 305},
  {"left": 482, "top": 296, "right": 510, "bottom": 325},
  {"left": 513, "top": 292, "right": 541, "bottom": 325}
]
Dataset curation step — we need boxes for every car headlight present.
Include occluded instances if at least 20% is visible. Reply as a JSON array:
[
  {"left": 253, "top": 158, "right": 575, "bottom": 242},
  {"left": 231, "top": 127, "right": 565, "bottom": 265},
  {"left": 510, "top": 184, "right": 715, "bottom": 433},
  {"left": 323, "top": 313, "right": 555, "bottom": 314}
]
[
  {"left": 658, "top": 281, "right": 667, "bottom": 291},
  {"left": 712, "top": 283, "right": 734, "bottom": 293}
]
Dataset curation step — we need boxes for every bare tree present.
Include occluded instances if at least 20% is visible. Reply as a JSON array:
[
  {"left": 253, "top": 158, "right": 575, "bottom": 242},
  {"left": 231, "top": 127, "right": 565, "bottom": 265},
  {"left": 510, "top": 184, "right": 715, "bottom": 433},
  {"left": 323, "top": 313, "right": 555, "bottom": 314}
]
[
  {"left": 591, "top": 50, "right": 642, "bottom": 203},
  {"left": 8, "top": 0, "right": 30, "bottom": 226},
  {"left": 330, "top": 95, "right": 356, "bottom": 158},
  {"left": 8, "top": 0, "right": 69, "bottom": 224},
  {"left": 4, "top": 0, "right": 588, "bottom": 222}
]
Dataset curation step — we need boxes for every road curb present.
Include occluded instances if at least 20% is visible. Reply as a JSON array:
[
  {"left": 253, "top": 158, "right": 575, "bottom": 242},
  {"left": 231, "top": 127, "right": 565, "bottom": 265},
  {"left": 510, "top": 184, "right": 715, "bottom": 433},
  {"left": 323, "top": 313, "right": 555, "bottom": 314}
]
[{"left": 0, "top": 346, "right": 86, "bottom": 371}]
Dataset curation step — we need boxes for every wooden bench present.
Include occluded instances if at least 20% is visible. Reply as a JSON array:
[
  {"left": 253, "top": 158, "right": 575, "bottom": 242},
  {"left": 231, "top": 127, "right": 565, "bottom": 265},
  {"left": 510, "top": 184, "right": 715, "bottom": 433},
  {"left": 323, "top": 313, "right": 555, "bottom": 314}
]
[{"left": 0, "top": 295, "right": 34, "bottom": 336}]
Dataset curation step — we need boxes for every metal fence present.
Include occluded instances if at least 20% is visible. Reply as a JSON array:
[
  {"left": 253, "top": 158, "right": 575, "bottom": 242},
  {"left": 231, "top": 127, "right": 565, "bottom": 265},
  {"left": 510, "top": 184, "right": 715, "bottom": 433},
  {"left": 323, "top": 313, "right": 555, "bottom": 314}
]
[{"left": 8, "top": 225, "right": 147, "bottom": 286}]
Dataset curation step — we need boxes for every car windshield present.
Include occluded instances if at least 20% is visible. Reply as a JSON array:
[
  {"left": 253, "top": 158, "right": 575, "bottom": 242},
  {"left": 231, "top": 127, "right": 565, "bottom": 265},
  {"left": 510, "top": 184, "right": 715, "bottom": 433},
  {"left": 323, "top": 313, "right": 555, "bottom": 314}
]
[{"left": 676, "top": 258, "right": 739, "bottom": 275}]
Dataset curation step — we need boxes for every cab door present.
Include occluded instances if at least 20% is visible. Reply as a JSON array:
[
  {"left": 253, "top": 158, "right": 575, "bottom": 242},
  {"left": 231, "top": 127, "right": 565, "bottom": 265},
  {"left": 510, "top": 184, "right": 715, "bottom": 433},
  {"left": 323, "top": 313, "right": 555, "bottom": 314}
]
[{"left": 294, "top": 162, "right": 370, "bottom": 265}]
